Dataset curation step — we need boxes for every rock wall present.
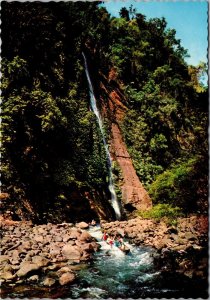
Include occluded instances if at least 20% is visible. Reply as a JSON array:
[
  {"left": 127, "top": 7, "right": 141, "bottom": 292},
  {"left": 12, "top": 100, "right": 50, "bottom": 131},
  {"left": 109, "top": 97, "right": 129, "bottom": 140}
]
[
  {"left": 99, "top": 77, "right": 152, "bottom": 212},
  {"left": 111, "top": 123, "right": 152, "bottom": 211}
]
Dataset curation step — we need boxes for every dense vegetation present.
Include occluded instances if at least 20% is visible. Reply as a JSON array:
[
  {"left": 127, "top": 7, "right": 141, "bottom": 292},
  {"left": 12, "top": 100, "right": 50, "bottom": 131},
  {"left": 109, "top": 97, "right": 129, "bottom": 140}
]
[{"left": 1, "top": 2, "right": 208, "bottom": 222}]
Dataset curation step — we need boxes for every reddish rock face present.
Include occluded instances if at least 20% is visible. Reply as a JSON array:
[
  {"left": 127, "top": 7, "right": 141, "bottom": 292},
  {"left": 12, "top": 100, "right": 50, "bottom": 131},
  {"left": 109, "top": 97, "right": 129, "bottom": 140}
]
[
  {"left": 111, "top": 123, "right": 152, "bottom": 211},
  {"left": 100, "top": 79, "right": 152, "bottom": 213}
]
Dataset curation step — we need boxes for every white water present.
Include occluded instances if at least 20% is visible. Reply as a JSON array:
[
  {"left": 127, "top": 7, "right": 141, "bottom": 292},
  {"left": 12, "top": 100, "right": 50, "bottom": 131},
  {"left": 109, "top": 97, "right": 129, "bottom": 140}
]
[
  {"left": 71, "top": 225, "right": 160, "bottom": 299},
  {"left": 82, "top": 53, "right": 121, "bottom": 220}
]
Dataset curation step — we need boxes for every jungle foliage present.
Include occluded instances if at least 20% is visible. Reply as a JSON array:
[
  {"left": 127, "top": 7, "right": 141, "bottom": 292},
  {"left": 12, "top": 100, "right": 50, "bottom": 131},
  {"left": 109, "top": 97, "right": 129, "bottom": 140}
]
[{"left": 1, "top": 2, "right": 208, "bottom": 221}]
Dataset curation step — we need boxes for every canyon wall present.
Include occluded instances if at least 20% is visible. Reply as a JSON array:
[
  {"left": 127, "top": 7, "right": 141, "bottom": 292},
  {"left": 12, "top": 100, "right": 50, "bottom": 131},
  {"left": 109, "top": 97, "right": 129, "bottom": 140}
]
[{"left": 100, "top": 77, "right": 152, "bottom": 212}]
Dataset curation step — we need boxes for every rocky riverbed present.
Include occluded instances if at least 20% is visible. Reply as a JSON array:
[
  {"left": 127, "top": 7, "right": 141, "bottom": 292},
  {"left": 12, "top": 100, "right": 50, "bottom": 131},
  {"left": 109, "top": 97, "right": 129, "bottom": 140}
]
[
  {"left": 1, "top": 215, "right": 208, "bottom": 294},
  {"left": 0, "top": 220, "right": 100, "bottom": 287}
]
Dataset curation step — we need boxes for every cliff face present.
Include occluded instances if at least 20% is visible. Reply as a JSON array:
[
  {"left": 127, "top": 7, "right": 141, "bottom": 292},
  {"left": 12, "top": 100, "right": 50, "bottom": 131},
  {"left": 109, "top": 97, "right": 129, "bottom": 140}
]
[
  {"left": 99, "top": 72, "right": 152, "bottom": 212},
  {"left": 111, "top": 123, "right": 152, "bottom": 211}
]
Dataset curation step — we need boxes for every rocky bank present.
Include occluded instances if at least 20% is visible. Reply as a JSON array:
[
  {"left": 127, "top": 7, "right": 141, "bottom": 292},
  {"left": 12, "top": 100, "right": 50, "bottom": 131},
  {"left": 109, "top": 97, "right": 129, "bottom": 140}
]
[
  {"left": 0, "top": 220, "right": 99, "bottom": 287},
  {"left": 1, "top": 215, "right": 208, "bottom": 291}
]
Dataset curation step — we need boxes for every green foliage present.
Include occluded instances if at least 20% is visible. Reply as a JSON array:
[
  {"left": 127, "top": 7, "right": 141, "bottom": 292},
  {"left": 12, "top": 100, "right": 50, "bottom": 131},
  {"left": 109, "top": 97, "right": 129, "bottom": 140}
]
[
  {"left": 149, "top": 156, "right": 208, "bottom": 213},
  {"left": 137, "top": 203, "right": 183, "bottom": 223}
]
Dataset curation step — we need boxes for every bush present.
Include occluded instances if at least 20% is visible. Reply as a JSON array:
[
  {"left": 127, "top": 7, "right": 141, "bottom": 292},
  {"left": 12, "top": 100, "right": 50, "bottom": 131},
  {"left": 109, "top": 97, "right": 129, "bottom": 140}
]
[
  {"left": 137, "top": 203, "right": 183, "bottom": 224},
  {"left": 148, "top": 156, "right": 207, "bottom": 213}
]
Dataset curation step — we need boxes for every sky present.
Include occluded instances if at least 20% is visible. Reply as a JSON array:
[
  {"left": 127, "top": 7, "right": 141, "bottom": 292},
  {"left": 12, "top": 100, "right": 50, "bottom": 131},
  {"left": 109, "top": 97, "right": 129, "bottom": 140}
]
[{"left": 101, "top": 0, "right": 208, "bottom": 67}]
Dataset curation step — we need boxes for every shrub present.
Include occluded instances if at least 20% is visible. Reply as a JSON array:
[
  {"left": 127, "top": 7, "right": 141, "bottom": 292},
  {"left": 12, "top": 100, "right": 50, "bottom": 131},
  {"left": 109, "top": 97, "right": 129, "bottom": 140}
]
[
  {"left": 137, "top": 203, "right": 183, "bottom": 224},
  {"left": 148, "top": 156, "right": 203, "bottom": 212}
]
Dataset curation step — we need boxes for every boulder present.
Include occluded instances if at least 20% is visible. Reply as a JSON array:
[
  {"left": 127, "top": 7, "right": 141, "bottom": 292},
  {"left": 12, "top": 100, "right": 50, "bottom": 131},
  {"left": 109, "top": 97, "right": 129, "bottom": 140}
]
[
  {"left": 76, "top": 222, "right": 89, "bottom": 229},
  {"left": 62, "top": 245, "right": 82, "bottom": 260},
  {"left": 16, "top": 262, "right": 40, "bottom": 277},
  {"left": 56, "top": 266, "right": 73, "bottom": 276},
  {"left": 0, "top": 271, "right": 15, "bottom": 280},
  {"left": 53, "top": 235, "right": 63, "bottom": 242},
  {"left": 32, "top": 256, "right": 50, "bottom": 267},
  {"left": 0, "top": 255, "right": 10, "bottom": 264},
  {"left": 34, "top": 235, "right": 44, "bottom": 243},
  {"left": 69, "top": 229, "right": 81, "bottom": 240},
  {"left": 59, "top": 272, "right": 76, "bottom": 285},
  {"left": 28, "top": 275, "right": 39, "bottom": 282},
  {"left": 49, "top": 245, "right": 61, "bottom": 257},
  {"left": 79, "top": 231, "right": 92, "bottom": 242},
  {"left": 63, "top": 234, "right": 71, "bottom": 243},
  {"left": 20, "top": 241, "right": 31, "bottom": 250},
  {"left": 42, "top": 277, "right": 56, "bottom": 287}
]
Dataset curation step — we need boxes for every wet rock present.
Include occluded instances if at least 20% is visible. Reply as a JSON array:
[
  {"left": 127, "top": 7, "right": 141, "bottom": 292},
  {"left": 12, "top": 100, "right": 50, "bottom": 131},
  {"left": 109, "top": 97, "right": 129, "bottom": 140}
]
[
  {"left": 80, "top": 251, "right": 91, "bottom": 261},
  {"left": 90, "top": 241, "right": 100, "bottom": 252},
  {"left": 59, "top": 272, "right": 76, "bottom": 285}
]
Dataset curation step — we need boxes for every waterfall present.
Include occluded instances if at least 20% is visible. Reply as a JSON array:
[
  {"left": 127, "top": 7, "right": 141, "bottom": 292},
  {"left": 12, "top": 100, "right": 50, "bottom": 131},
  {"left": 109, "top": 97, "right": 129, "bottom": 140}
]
[{"left": 82, "top": 53, "right": 121, "bottom": 220}]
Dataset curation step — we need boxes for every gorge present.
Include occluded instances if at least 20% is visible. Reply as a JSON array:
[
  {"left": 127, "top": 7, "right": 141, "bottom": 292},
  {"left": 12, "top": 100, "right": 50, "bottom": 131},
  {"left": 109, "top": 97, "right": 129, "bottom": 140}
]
[{"left": 1, "top": 1, "right": 208, "bottom": 298}]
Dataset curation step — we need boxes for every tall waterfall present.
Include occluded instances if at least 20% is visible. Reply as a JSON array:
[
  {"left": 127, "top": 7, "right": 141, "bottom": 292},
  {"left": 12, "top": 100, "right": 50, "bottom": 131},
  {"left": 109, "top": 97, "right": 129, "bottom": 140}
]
[{"left": 82, "top": 53, "right": 121, "bottom": 220}]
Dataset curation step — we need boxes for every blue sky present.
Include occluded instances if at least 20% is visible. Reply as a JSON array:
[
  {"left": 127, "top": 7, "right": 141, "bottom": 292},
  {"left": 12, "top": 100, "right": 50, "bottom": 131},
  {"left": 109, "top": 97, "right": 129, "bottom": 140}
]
[{"left": 101, "top": 1, "right": 208, "bottom": 67}]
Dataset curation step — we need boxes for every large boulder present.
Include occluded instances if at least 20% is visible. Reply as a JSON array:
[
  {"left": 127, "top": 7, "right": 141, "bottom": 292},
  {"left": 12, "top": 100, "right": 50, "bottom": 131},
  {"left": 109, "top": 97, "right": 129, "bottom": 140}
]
[
  {"left": 62, "top": 245, "right": 82, "bottom": 261},
  {"left": 79, "top": 231, "right": 92, "bottom": 242}
]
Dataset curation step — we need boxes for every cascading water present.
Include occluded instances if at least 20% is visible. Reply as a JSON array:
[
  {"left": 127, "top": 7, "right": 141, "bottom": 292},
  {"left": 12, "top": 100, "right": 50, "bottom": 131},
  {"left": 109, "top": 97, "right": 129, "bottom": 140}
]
[{"left": 82, "top": 53, "right": 121, "bottom": 220}]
